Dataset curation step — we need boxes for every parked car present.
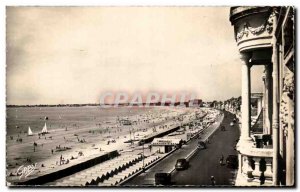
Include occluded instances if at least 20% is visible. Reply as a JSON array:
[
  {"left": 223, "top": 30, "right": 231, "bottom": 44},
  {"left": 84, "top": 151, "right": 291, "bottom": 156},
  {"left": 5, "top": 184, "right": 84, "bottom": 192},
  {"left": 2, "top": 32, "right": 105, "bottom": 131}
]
[
  {"left": 197, "top": 141, "right": 207, "bottom": 149},
  {"left": 226, "top": 155, "right": 238, "bottom": 169},
  {"left": 175, "top": 158, "right": 189, "bottom": 170},
  {"left": 155, "top": 173, "right": 171, "bottom": 185},
  {"left": 221, "top": 125, "right": 226, "bottom": 131}
]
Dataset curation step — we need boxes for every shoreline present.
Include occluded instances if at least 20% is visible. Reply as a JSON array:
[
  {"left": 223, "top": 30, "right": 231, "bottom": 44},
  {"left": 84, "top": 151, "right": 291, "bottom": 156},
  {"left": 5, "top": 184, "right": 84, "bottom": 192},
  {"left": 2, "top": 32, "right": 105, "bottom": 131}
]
[{"left": 7, "top": 106, "right": 205, "bottom": 184}]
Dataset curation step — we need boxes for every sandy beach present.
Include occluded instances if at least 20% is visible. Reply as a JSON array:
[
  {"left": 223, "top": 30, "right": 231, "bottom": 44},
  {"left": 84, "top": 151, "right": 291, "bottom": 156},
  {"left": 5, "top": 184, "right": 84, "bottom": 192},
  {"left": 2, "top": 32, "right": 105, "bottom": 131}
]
[{"left": 6, "top": 106, "right": 204, "bottom": 184}]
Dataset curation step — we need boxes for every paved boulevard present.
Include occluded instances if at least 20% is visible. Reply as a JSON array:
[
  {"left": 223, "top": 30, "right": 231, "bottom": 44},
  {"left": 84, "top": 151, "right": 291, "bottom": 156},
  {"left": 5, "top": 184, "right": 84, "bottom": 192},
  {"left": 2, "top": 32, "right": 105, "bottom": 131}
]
[{"left": 123, "top": 111, "right": 239, "bottom": 186}]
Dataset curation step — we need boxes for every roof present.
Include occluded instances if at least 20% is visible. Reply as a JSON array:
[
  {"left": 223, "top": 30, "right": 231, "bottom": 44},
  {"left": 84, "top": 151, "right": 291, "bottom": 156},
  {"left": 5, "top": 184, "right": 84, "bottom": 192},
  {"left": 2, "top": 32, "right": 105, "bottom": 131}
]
[{"left": 151, "top": 138, "right": 182, "bottom": 146}]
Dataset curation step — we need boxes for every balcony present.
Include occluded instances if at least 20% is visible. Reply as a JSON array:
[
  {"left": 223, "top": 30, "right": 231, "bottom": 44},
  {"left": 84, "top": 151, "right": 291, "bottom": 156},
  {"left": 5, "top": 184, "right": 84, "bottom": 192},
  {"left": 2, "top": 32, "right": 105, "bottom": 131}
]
[
  {"left": 236, "top": 139, "right": 273, "bottom": 185},
  {"left": 226, "top": 106, "right": 274, "bottom": 185},
  {"left": 235, "top": 107, "right": 273, "bottom": 186},
  {"left": 229, "top": 7, "right": 274, "bottom": 53}
]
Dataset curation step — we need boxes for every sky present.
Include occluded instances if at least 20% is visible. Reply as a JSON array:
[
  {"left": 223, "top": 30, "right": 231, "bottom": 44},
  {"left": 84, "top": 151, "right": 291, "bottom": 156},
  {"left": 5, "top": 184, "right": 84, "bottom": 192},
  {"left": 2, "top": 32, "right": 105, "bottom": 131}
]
[{"left": 6, "top": 7, "right": 263, "bottom": 105}]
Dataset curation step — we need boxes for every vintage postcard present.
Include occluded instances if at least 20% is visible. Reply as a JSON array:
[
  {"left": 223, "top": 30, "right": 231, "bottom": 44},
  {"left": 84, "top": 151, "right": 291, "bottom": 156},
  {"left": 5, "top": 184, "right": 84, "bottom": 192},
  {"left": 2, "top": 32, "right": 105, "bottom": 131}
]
[{"left": 6, "top": 6, "right": 295, "bottom": 187}]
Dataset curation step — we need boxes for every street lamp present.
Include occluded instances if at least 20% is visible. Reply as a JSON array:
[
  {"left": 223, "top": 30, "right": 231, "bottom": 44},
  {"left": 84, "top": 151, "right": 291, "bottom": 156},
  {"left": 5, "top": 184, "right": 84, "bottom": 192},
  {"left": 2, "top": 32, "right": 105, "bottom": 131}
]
[
  {"left": 140, "top": 139, "right": 145, "bottom": 171},
  {"left": 129, "top": 129, "right": 132, "bottom": 144}
]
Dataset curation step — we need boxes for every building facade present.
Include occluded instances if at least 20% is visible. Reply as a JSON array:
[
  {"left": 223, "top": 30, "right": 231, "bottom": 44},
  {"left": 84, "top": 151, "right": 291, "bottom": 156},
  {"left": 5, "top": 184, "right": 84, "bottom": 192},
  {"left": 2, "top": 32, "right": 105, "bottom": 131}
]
[{"left": 229, "top": 7, "right": 295, "bottom": 186}]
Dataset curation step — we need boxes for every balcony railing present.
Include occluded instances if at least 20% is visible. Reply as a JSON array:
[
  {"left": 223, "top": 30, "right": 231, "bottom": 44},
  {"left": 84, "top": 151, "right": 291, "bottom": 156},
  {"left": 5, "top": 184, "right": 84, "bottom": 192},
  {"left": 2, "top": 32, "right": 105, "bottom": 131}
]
[
  {"left": 241, "top": 154, "right": 273, "bottom": 185},
  {"left": 226, "top": 108, "right": 273, "bottom": 185}
]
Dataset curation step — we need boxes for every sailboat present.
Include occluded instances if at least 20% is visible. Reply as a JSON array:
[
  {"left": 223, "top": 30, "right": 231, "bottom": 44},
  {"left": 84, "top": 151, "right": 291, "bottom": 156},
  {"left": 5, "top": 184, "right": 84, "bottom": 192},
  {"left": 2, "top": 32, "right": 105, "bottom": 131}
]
[
  {"left": 41, "top": 122, "right": 49, "bottom": 134},
  {"left": 28, "top": 126, "right": 33, "bottom": 136}
]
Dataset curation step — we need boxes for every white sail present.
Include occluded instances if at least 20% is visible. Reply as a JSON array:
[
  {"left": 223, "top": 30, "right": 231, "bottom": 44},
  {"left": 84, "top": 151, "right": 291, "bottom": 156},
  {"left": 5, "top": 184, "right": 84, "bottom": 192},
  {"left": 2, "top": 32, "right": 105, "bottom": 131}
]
[
  {"left": 28, "top": 126, "right": 33, "bottom": 136},
  {"left": 41, "top": 122, "right": 48, "bottom": 133}
]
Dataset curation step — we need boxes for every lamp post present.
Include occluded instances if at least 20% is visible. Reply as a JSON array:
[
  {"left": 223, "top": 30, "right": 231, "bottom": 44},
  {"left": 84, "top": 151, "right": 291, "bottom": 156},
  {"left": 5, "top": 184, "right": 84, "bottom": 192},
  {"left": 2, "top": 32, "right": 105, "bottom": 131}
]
[
  {"left": 129, "top": 129, "right": 132, "bottom": 144},
  {"left": 132, "top": 124, "right": 136, "bottom": 142},
  {"left": 141, "top": 139, "right": 145, "bottom": 171}
]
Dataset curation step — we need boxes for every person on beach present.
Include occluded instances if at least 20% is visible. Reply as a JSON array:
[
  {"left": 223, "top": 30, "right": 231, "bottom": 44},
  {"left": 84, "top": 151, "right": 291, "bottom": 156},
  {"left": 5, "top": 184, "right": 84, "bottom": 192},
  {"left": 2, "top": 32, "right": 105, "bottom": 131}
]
[{"left": 60, "top": 155, "right": 63, "bottom": 165}]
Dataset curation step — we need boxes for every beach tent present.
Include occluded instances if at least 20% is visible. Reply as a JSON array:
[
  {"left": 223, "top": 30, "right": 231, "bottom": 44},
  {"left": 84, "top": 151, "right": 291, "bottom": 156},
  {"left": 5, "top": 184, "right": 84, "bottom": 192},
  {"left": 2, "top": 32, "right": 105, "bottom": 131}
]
[
  {"left": 41, "top": 122, "right": 48, "bottom": 134},
  {"left": 28, "top": 126, "right": 33, "bottom": 136}
]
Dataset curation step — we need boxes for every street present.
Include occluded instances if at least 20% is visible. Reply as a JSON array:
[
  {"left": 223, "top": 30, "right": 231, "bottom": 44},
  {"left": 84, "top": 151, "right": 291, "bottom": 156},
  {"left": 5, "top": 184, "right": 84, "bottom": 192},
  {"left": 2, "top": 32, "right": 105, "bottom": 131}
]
[
  {"left": 171, "top": 111, "right": 240, "bottom": 186},
  {"left": 123, "top": 112, "right": 234, "bottom": 186}
]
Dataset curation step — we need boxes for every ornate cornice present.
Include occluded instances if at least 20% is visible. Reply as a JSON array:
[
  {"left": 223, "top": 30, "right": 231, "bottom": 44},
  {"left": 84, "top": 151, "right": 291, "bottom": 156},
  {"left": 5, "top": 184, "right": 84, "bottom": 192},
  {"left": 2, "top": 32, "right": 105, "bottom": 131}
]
[{"left": 236, "top": 12, "right": 275, "bottom": 41}]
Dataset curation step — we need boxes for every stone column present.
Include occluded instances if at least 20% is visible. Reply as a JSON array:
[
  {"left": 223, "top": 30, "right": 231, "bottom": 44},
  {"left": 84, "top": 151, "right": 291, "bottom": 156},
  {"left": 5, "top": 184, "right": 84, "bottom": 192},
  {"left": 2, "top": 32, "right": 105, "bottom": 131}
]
[
  {"left": 286, "top": 98, "right": 294, "bottom": 186},
  {"left": 262, "top": 74, "right": 268, "bottom": 134},
  {"left": 240, "top": 53, "right": 252, "bottom": 142},
  {"left": 265, "top": 64, "right": 273, "bottom": 135},
  {"left": 272, "top": 11, "right": 279, "bottom": 185},
  {"left": 278, "top": 42, "right": 284, "bottom": 164}
]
